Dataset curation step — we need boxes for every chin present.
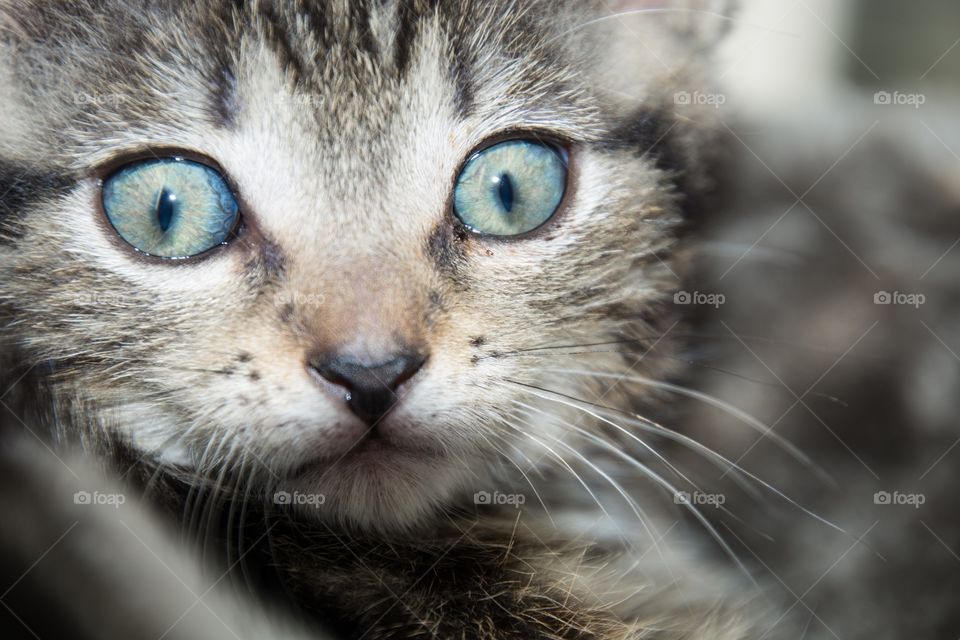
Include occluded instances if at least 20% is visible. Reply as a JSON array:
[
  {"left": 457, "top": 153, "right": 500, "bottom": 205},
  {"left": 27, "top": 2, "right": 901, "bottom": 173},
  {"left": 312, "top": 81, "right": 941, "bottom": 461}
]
[{"left": 281, "top": 443, "right": 480, "bottom": 533}]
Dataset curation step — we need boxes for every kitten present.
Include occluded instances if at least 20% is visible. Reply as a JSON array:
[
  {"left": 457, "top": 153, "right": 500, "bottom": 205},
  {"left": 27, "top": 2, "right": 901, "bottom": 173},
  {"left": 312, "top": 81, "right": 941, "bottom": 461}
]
[{"left": 13, "top": 0, "right": 952, "bottom": 638}]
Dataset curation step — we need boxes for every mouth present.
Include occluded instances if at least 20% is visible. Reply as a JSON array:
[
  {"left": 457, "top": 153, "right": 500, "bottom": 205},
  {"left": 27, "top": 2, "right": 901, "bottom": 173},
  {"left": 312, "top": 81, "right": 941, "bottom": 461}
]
[
  {"left": 341, "top": 430, "right": 401, "bottom": 458},
  {"left": 286, "top": 425, "right": 435, "bottom": 480}
]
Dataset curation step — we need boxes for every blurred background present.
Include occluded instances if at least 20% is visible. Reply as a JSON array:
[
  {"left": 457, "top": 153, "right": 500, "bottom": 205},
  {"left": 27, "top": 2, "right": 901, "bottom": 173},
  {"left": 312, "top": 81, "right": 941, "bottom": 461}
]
[
  {"left": 671, "top": 2, "right": 960, "bottom": 638},
  {"left": 721, "top": 0, "right": 960, "bottom": 113}
]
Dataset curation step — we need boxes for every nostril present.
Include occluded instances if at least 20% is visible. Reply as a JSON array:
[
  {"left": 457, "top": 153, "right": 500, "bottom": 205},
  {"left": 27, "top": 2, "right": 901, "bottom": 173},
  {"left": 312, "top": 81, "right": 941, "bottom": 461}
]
[
  {"left": 314, "top": 353, "right": 425, "bottom": 393},
  {"left": 308, "top": 351, "right": 427, "bottom": 424}
]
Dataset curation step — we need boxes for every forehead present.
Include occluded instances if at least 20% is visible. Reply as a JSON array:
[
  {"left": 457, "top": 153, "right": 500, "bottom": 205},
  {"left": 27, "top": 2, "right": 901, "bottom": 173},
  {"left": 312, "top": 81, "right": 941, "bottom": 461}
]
[
  {"left": 31, "top": 1, "right": 602, "bottom": 244},
  {"left": 48, "top": 1, "right": 595, "bottom": 143},
  {"left": 222, "top": 1, "right": 597, "bottom": 169}
]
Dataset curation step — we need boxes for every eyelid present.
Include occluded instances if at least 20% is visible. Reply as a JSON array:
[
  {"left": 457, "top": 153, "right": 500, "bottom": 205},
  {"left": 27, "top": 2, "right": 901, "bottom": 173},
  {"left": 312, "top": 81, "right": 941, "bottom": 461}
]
[{"left": 458, "top": 130, "right": 571, "bottom": 167}]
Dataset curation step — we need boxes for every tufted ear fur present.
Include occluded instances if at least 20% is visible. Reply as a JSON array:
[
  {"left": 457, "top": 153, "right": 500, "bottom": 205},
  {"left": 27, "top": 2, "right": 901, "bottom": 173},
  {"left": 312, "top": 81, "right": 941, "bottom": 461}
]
[
  {"left": 578, "top": 0, "right": 736, "bottom": 219},
  {"left": 583, "top": 0, "right": 736, "bottom": 111},
  {"left": 603, "top": 0, "right": 737, "bottom": 48}
]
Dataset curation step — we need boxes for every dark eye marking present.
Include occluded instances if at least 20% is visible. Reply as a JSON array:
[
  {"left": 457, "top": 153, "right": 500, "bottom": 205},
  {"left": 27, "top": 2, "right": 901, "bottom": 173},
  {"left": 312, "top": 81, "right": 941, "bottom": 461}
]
[
  {"left": 426, "top": 220, "right": 468, "bottom": 276},
  {"left": 0, "top": 161, "right": 72, "bottom": 242}
]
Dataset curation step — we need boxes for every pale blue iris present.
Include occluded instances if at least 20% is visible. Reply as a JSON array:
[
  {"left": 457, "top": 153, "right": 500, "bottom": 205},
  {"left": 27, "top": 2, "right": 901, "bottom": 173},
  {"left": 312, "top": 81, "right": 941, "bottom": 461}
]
[
  {"left": 102, "top": 158, "right": 239, "bottom": 258},
  {"left": 453, "top": 140, "right": 566, "bottom": 236}
]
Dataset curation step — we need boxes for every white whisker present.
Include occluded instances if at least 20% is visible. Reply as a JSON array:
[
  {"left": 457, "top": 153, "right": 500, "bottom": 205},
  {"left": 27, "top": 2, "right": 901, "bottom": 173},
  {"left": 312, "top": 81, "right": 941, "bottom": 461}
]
[
  {"left": 508, "top": 397, "right": 758, "bottom": 588},
  {"left": 510, "top": 377, "right": 845, "bottom": 535},
  {"left": 543, "top": 367, "right": 833, "bottom": 484},
  {"left": 482, "top": 420, "right": 558, "bottom": 529},
  {"left": 507, "top": 377, "right": 760, "bottom": 498},
  {"left": 519, "top": 430, "right": 613, "bottom": 522}
]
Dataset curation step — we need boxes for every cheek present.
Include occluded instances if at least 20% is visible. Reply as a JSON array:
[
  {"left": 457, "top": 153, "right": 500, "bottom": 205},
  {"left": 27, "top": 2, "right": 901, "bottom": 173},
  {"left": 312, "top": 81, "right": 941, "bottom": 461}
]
[
  {"left": 168, "top": 311, "right": 325, "bottom": 420},
  {"left": 167, "top": 339, "right": 352, "bottom": 465}
]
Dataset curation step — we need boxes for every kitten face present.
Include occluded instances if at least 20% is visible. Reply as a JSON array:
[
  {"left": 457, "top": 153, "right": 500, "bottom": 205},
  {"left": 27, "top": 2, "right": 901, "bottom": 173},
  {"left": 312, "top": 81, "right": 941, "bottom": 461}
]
[{"left": 0, "top": 1, "right": 725, "bottom": 530}]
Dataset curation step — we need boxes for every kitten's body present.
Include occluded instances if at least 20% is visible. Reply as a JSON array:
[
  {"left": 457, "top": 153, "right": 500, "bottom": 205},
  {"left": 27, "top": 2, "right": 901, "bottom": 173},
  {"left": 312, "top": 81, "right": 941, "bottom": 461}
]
[{"left": 0, "top": 1, "right": 956, "bottom": 639}]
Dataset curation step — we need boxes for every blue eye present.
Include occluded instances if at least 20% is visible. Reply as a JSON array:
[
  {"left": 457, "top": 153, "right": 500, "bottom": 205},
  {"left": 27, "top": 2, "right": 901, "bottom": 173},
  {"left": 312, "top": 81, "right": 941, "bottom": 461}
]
[
  {"left": 102, "top": 157, "right": 240, "bottom": 258},
  {"left": 453, "top": 139, "right": 567, "bottom": 236}
]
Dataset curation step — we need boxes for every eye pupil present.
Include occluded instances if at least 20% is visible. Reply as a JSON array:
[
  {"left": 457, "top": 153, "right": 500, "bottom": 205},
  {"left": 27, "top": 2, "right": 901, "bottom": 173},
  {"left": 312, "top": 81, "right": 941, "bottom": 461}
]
[
  {"left": 495, "top": 174, "right": 514, "bottom": 213},
  {"left": 155, "top": 188, "right": 177, "bottom": 232}
]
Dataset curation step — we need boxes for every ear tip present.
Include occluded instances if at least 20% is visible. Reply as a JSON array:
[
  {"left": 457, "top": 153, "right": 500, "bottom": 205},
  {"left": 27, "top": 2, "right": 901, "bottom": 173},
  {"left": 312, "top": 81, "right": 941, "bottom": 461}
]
[
  {"left": 603, "top": 0, "right": 738, "bottom": 11},
  {"left": 592, "top": 0, "right": 738, "bottom": 55}
]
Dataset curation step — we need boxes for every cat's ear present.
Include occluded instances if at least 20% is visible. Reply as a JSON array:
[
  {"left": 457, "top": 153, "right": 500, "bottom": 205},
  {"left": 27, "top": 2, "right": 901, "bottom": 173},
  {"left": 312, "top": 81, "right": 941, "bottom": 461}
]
[
  {"left": 582, "top": 0, "right": 736, "bottom": 94},
  {"left": 599, "top": 0, "right": 736, "bottom": 50},
  {"left": 582, "top": 0, "right": 733, "bottom": 158}
]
